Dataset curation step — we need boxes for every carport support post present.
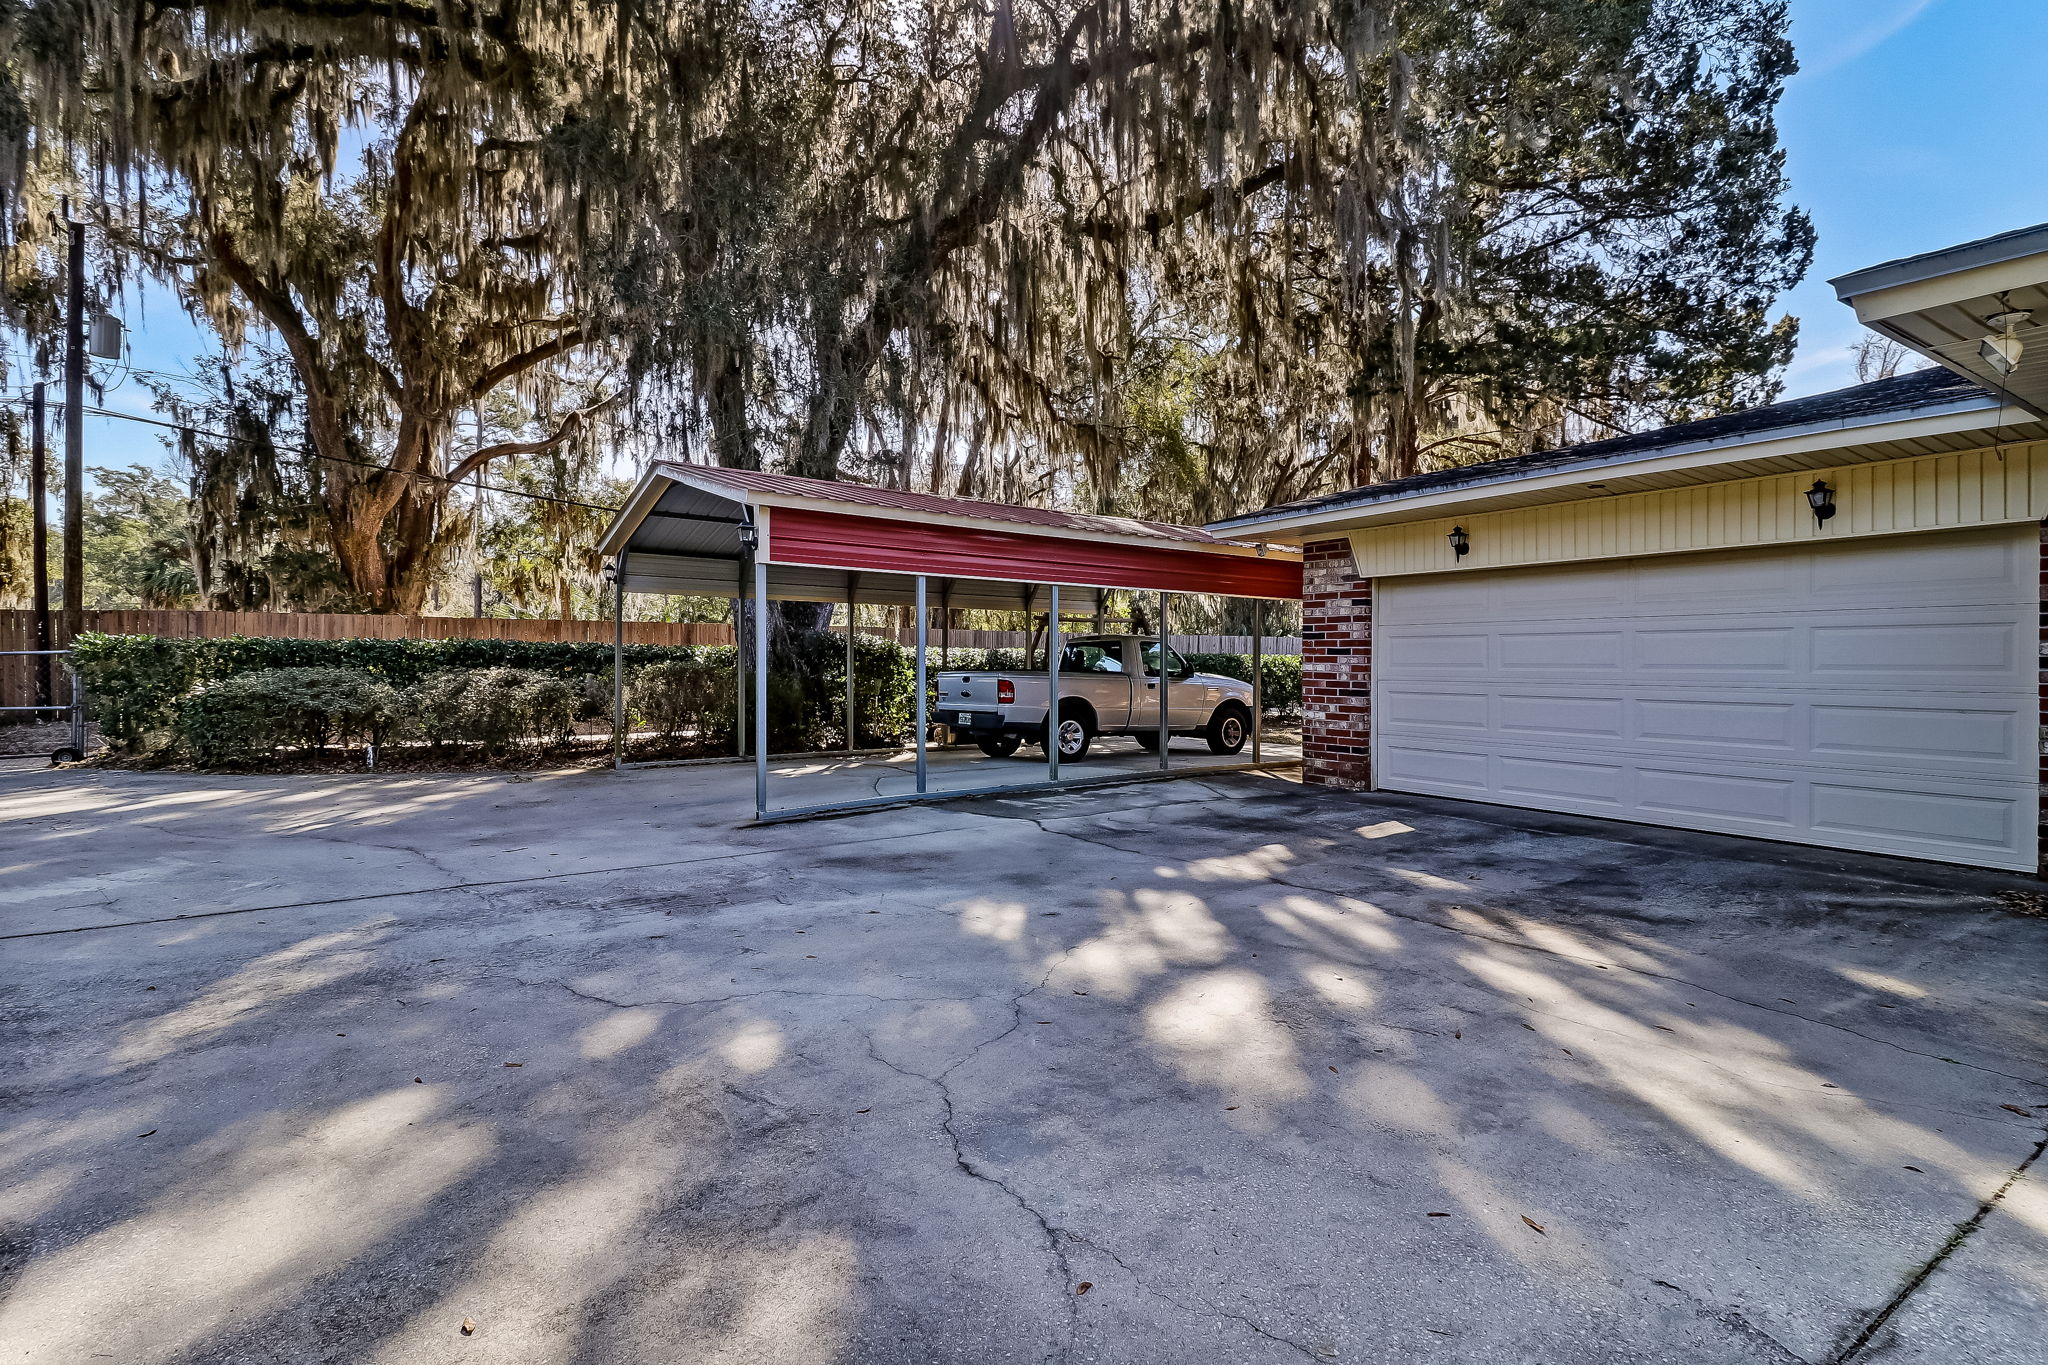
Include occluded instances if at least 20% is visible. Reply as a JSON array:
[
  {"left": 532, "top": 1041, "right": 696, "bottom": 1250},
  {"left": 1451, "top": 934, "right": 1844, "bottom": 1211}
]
[
  {"left": 1157, "top": 590, "right": 1171, "bottom": 770},
  {"left": 612, "top": 551, "right": 627, "bottom": 769},
  {"left": 844, "top": 578, "right": 857, "bottom": 754},
  {"left": 1046, "top": 583, "right": 1062, "bottom": 782},
  {"left": 1251, "top": 599, "right": 1263, "bottom": 765},
  {"left": 753, "top": 560, "right": 769, "bottom": 819},
  {"left": 914, "top": 575, "right": 929, "bottom": 793}
]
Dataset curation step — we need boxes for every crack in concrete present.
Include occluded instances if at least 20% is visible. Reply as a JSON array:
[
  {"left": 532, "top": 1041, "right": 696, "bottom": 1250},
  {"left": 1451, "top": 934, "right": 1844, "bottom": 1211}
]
[
  {"left": 859, "top": 953, "right": 1084, "bottom": 1363},
  {"left": 1648, "top": 1278, "right": 1813, "bottom": 1364},
  {"left": 1066, "top": 1232, "right": 1327, "bottom": 1361},
  {"left": 1827, "top": 1130, "right": 2048, "bottom": 1364},
  {"left": 1000, "top": 805, "right": 2048, "bottom": 1087}
]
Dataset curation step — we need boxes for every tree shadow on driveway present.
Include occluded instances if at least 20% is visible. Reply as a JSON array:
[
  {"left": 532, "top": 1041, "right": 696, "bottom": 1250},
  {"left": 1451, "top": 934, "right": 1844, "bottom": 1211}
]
[{"left": 1, "top": 767, "right": 2043, "bottom": 1364}]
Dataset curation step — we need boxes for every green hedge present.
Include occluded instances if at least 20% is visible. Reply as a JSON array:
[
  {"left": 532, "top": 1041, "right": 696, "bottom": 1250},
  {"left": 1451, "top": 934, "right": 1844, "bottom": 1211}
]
[
  {"left": 71, "top": 632, "right": 724, "bottom": 752},
  {"left": 175, "top": 668, "right": 406, "bottom": 767},
  {"left": 73, "top": 630, "right": 1300, "bottom": 766},
  {"left": 1184, "top": 653, "right": 1302, "bottom": 714}
]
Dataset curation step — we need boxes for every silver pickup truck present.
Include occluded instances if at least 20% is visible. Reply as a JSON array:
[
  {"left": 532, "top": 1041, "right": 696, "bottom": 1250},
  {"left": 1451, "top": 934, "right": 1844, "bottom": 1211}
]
[{"left": 935, "top": 635, "right": 1254, "bottom": 761}]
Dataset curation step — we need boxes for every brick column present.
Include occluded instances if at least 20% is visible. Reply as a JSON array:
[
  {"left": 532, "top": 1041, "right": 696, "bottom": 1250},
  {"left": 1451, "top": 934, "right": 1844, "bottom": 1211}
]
[{"left": 1300, "top": 538, "right": 1373, "bottom": 790}]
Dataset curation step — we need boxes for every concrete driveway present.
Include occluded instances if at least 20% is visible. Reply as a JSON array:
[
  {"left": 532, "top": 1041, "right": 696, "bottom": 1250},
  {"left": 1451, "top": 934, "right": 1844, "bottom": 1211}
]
[{"left": 1, "top": 761, "right": 2043, "bottom": 1365}]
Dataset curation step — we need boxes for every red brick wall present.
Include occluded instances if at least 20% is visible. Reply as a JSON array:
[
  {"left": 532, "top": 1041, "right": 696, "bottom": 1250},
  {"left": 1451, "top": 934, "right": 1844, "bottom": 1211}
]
[{"left": 1301, "top": 539, "right": 1373, "bottom": 790}]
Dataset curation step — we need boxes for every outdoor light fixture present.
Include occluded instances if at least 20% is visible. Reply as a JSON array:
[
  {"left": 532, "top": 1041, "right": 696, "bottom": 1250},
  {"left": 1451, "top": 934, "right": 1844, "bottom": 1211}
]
[
  {"left": 601, "top": 559, "right": 619, "bottom": 585},
  {"left": 738, "top": 520, "right": 759, "bottom": 553},
  {"left": 1980, "top": 307, "right": 2032, "bottom": 375},
  {"left": 1804, "top": 478, "right": 1836, "bottom": 527},
  {"left": 1447, "top": 526, "right": 1470, "bottom": 558}
]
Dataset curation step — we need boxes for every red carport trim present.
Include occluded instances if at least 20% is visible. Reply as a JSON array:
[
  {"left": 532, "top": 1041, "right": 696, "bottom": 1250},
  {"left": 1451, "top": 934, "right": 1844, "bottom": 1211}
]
[{"left": 762, "top": 506, "right": 1304, "bottom": 600}]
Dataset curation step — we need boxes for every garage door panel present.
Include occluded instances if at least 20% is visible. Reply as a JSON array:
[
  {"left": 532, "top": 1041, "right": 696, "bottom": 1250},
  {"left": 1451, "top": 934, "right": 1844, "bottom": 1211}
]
[
  {"left": 1636, "top": 626, "right": 1797, "bottom": 672},
  {"left": 1810, "top": 704, "right": 2020, "bottom": 764},
  {"left": 1371, "top": 527, "right": 2036, "bottom": 871},
  {"left": 1498, "top": 694, "right": 1626, "bottom": 738},
  {"left": 1634, "top": 553, "right": 1796, "bottom": 608},
  {"left": 1498, "top": 630, "right": 1624, "bottom": 670},
  {"left": 1394, "top": 632, "right": 1491, "bottom": 669},
  {"left": 1373, "top": 576, "right": 1498, "bottom": 625},
  {"left": 1498, "top": 754, "right": 1628, "bottom": 806},
  {"left": 1808, "top": 783, "right": 2024, "bottom": 853},
  {"left": 1380, "top": 688, "right": 1490, "bottom": 729},
  {"left": 1635, "top": 698, "right": 1797, "bottom": 749},
  {"left": 1810, "top": 527, "right": 2029, "bottom": 601},
  {"left": 1808, "top": 620, "right": 2023, "bottom": 676},
  {"left": 1636, "top": 768, "right": 1798, "bottom": 825},
  {"left": 1378, "top": 743, "right": 1492, "bottom": 793}
]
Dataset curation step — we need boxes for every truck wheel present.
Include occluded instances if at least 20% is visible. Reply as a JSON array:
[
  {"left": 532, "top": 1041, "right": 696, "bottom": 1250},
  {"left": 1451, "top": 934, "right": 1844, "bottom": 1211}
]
[
  {"left": 1040, "top": 707, "right": 1092, "bottom": 761},
  {"left": 975, "top": 734, "right": 1023, "bottom": 759},
  {"left": 1205, "top": 703, "right": 1250, "bottom": 755}
]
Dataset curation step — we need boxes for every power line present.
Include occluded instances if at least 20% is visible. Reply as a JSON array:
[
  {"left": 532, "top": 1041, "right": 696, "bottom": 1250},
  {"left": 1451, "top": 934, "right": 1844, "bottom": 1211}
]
[{"left": 0, "top": 390, "right": 625, "bottom": 513}]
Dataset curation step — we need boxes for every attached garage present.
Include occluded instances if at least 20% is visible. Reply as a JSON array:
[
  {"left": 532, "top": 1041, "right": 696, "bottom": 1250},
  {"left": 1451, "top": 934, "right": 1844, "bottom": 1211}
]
[
  {"left": 1371, "top": 527, "right": 2035, "bottom": 870},
  {"left": 1209, "top": 222, "right": 2048, "bottom": 875}
]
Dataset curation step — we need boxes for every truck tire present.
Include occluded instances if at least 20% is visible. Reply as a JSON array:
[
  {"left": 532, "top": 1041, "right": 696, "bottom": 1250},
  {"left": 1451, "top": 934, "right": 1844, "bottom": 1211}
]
[
  {"left": 1040, "top": 705, "right": 1093, "bottom": 761},
  {"left": 1205, "top": 703, "right": 1250, "bottom": 755},
  {"left": 975, "top": 734, "right": 1024, "bottom": 759}
]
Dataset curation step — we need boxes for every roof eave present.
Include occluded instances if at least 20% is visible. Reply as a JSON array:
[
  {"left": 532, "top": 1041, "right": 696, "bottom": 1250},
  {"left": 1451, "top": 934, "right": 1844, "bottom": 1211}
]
[
  {"left": 1206, "top": 395, "right": 2009, "bottom": 539},
  {"left": 1829, "top": 222, "right": 2048, "bottom": 300},
  {"left": 597, "top": 466, "right": 691, "bottom": 559}
]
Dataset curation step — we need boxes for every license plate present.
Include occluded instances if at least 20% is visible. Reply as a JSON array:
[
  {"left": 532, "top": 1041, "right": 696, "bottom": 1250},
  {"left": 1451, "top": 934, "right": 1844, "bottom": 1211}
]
[{"left": 954, "top": 711, "right": 993, "bottom": 728}]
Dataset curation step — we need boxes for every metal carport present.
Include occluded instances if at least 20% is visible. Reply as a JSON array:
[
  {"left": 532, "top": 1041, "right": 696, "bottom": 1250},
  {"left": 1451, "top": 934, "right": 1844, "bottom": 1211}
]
[{"left": 596, "top": 464, "right": 1303, "bottom": 819}]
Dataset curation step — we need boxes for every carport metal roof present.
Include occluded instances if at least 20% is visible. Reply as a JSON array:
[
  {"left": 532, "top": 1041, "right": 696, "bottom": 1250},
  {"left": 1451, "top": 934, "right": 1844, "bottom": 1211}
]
[{"left": 597, "top": 463, "right": 1303, "bottom": 607}]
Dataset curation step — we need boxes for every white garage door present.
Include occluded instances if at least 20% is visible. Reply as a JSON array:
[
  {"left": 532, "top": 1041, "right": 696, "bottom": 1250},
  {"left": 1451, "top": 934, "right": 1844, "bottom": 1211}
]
[{"left": 1372, "top": 525, "right": 2037, "bottom": 871}]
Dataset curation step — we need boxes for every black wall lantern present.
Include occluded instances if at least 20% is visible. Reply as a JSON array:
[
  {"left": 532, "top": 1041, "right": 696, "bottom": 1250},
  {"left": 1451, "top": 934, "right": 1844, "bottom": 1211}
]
[
  {"left": 1447, "top": 526, "right": 1471, "bottom": 558},
  {"left": 1804, "top": 479, "right": 1836, "bottom": 527}
]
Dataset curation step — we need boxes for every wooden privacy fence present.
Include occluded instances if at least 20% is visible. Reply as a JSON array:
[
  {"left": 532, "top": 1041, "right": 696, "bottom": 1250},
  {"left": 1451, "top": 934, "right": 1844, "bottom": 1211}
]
[{"left": 21, "top": 609, "right": 731, "bottom": 645}]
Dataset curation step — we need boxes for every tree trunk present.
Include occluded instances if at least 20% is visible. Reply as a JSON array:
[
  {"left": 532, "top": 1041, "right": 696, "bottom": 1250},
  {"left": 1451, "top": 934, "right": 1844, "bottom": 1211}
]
[{"left": 707, "top": 340, "right": 758, "bottom": 470}]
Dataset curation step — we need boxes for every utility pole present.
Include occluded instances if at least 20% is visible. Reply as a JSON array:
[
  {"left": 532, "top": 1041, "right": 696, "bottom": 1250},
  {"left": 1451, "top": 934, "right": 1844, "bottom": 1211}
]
[
  {"left": 61, "top": 214, "right": 85, "bottom": 649},
  {"left": 29, "top": 382, "right": 50, "bottom": 707}
]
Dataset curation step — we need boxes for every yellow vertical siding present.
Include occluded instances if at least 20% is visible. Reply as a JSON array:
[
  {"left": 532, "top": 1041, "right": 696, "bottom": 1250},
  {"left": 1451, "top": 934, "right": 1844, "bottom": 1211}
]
[{"left": 1347, "top": 441, "right": 2048, "bottom": 577}]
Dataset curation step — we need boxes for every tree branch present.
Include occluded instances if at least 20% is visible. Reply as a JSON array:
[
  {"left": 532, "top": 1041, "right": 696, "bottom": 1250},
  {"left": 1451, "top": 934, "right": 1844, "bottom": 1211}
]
[
  {"left": 444, "top": 396, "right": 611, "bottom": 485},
  {"left": 469, "top": 326, "right": 592, "bottom": 400}
]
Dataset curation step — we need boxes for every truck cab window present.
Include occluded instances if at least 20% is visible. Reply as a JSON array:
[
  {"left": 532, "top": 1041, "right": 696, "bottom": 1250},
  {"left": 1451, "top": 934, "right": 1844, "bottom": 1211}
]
[
  {"left": 1141, "top": 643, "right": 1190, "bottom": 677},
  {"left": 1062, "top": 643, "right": 1124, "bottom": 673}
]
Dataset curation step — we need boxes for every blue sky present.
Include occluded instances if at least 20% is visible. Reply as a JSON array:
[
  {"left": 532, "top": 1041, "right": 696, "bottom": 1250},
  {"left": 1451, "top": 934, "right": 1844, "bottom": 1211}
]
[{"left": 49, "top": 0, "right": 2048, "bottom": 477}]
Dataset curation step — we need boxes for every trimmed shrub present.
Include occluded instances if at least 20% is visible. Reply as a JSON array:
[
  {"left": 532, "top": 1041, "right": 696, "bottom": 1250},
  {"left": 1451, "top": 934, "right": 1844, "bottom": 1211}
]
[
  {"left": 1184, "top": 652, "right": 1302, "bottom": 714},
  {"left": 768, "top": 631, "right": 915, "bottom": 752},
  {"left": 72, "top": 632, "right": 725, "bottom": 752},
  {"left": 173, "top": 668, "right": 403, "bottom": 766},
  {"left": 628, "top": 650, "right": 740, "bottom": 749},
  {"left": 403, "top": 668, "right": 581, "bottom": 752}
]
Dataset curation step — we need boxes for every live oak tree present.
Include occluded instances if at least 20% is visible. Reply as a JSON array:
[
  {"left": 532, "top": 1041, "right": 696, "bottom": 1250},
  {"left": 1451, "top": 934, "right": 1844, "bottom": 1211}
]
[
  {"left": 5, "top": 0, "right": 1813, "bottom": 612},
  {"left": 586, "top": 0, "right": 1808, "bottom": 510},
  {"left": 3, "top": 1, "right": 616, "bottom": 611}
]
